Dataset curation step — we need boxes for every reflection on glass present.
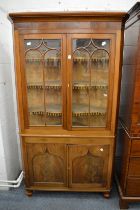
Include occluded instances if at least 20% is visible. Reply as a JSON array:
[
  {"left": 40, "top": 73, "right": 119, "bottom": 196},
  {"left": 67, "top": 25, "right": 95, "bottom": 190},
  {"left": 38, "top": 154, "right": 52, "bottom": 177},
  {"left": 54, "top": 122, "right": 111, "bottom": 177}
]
[
  {"left": 24, "top": 39, "right": 62, "bottom": 126},
  {"left": 72, "top": 39, "right": 110, "bottom": 128}
]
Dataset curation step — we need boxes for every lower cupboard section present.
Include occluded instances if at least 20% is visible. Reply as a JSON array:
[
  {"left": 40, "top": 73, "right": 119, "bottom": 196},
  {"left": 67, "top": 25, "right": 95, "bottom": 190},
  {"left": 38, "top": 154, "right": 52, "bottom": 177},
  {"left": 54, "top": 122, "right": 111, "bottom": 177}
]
[{"left": 22, "top": 137, "right": 113, "bottom": 191}]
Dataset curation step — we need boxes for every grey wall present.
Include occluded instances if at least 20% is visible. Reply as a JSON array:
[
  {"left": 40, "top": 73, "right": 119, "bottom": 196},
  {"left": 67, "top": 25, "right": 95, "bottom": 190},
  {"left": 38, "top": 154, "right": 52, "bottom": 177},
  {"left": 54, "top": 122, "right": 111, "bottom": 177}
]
[{"left": 0, "top": 9, "right": 20, "bottom": 188}]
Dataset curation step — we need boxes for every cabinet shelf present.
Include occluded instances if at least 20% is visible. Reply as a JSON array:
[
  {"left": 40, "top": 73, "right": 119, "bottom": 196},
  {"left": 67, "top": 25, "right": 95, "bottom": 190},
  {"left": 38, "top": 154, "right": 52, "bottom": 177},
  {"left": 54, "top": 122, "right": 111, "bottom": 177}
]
[
  {"left": 72, "top": 104, "right": 106, "bottom": 116},
  {"left": 26, "top": 58, "right": 60, "bottom": 63},
  {"left": 29, "top": 104, "right": 106, "bottom": 117},
  {"left": 26, "top": 57, "right": 109, "bottom": 63},
  {"left": 29, "top": 104, "right": 62, "bottom": 116},
  {"left": 73, "top": 57, "right": 109, "bottom": 63},
  {"left": 73, "top": 85, "right": 108, "bottom": 90},
  {"left": 73, "top": 81, "right": 108, "bottom": 90},
  {"left": 27, "top": 81, "right": 61, "bottom": 90},
  {"left": 72, "top": 112, "right": 106, "bottom": 117},
  {"left": 27, "top": 83, "right": 108, "bottom": 90}
]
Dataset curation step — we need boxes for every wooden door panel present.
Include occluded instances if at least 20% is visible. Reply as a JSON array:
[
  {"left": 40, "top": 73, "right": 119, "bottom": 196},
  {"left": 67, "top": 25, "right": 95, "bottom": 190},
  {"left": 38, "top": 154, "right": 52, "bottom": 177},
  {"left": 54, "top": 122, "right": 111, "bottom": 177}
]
[
  {"left": 26, "top": 143, "right": 67, "bottom": 187},
  {"left": 68, "top": 144, "right": 110, "bottom": 188}
]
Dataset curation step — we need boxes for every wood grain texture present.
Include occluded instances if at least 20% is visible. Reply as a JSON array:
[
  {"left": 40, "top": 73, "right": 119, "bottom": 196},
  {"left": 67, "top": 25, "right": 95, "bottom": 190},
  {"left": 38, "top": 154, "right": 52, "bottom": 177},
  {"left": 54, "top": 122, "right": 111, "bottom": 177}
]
[
  {"left": 9, "top": 11, "right": 128, "bottom": 23},
  {"left": 126, "top": 178, "right": 140, "bottom": 196},
  {"left": 128, "top": 158, "right": 140, "bottom": 176},
  {"left": 131, "top": 140, "right": 140, "bottom": 156},
  {"left": 119, "top": 130, "right": 131, "bottom": 193},
  {"left": 69, "top": 144, "right": 109, "bottom": 187},
  {"left": 27, "top": 143, "right": 67, "bottom": 187}
]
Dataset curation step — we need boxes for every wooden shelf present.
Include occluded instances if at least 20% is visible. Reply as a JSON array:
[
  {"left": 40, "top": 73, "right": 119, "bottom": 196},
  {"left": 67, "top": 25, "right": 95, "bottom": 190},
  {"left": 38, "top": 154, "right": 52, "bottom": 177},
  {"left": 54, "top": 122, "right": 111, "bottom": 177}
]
[
  {"left": 27, "top": 83, "right": 108, "bottom": 90},
  {"left": 29, "top": 104, "right": 62, "bottom": 116},
  {"left": 25, "top": 57, "right": 109, "bottom": 64},
  {"left": 73, "top": 112, "right": 106, "bottom": 117},
  {"left": 27, "top": 81, "right": 61, "bottom": 90},
  {"left": 73, "top": 81, "right": 108, "bottom": 90},
  {"left": 73, "top": 57, "right": 109, "bottom": 62},
  {"left": 29, "top": 104, "right": 106, "bottom": 117},
  {"left": 27, "top": 82, "right": 44, "bottom": 90},
  {"left": 26, "top": 58, "right": 60, "bottom": 63},
  {"left": 73, "top": 84, "right": 108, "bottom": 90},
  {"left": 72, "top": 104, "right": 106, "bottom": 116}
]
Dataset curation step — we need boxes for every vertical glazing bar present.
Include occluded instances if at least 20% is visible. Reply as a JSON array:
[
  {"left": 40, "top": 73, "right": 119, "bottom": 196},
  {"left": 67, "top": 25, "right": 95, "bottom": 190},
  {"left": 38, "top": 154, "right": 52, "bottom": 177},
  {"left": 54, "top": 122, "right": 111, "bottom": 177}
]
[
  {"left": 88, "top": 55, "right": 91, "bottom": 128},
  {"left": 89, "top": 52, "right": 92, "bottom": 127},
  {"left": 42, "top": 42, "right": 47, "bottom": 126}
]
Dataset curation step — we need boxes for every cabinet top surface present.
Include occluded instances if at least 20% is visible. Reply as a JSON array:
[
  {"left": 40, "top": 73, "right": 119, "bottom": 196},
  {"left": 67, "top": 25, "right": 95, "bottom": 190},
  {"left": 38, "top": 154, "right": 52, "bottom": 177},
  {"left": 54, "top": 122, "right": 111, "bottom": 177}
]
[
  {"left": 125, "top": 2, "right": 140, "bottom": 28},
  {"left": 128, "top": 2, "right": 140, "bottom": 17},
  {"left": 9, "top": 11, "right": 128, "bottom": 22}
]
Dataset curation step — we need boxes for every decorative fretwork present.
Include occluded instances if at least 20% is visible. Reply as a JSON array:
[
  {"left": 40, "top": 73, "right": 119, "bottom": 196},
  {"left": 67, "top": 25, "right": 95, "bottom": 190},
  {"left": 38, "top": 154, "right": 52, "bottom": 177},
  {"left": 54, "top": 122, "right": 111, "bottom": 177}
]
[
  {"left": 25, "top": 39, "right": 60, "bottom": 56},
  {"left": 73, "top": 39, "right": 109, "bottom": 58}
]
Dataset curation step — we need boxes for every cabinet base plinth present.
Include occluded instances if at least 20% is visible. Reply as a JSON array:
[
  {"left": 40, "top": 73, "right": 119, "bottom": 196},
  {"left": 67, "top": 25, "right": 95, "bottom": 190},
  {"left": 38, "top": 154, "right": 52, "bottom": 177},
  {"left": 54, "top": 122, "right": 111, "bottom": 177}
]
[{"left": 119, "top": 199, "right": 128, "bottom": 209}]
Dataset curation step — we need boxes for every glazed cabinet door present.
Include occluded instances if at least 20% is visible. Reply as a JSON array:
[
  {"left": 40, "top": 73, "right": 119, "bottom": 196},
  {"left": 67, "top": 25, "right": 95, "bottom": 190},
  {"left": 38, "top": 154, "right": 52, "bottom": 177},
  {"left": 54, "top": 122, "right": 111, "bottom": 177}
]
[
  {"left": 68, "top": 144, "right": 110, "bottom": 189},
  {"left": 26, "top": 143, "right": 67, "bottom": 187},
  {"left": 19, "top": 34, "right": 66, "bottom": 128},
  {"left": 67, "top": 34, "right": 115, "bottom": 130}
]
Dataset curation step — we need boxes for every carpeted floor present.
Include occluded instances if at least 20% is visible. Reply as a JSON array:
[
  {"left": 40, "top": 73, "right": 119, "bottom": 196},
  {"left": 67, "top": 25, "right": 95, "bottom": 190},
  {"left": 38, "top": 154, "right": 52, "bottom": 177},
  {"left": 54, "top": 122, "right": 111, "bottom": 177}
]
[{"left": 0, "top": 183, "right": 140, "bottom": 210}]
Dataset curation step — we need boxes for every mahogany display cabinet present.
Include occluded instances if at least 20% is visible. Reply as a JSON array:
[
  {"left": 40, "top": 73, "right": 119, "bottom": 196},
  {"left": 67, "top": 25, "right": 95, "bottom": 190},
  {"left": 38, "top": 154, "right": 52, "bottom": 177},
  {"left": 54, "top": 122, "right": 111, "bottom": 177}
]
[
  {"left": 116, "top": 2, "right": 140, "bottom": 209},
  {"left": 9, "top": 11, "right": 128, "bottom": 197}
]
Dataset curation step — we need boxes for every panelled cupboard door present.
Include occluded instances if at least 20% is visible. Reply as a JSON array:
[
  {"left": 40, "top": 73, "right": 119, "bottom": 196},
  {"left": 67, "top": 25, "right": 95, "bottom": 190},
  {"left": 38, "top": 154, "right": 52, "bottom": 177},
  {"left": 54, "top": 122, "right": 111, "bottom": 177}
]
[
  {"left": 68, "top": 144, "right": 110, "bottom": 188},
  {"left": 26, "top": 143, "right": 67, "bottom": 187},
  {"left": 67, "top": 34, "right": 116, "bottom": 130},
  {"left": 19, "top": 34, "right": 67, "bottom": 129}
]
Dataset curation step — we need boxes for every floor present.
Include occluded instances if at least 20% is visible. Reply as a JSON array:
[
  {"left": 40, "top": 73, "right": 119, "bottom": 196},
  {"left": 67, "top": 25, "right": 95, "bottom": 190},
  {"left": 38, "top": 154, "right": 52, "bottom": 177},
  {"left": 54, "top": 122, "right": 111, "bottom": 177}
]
[{"left": 0, "top": 183, "right": 140, "bottom": 210}]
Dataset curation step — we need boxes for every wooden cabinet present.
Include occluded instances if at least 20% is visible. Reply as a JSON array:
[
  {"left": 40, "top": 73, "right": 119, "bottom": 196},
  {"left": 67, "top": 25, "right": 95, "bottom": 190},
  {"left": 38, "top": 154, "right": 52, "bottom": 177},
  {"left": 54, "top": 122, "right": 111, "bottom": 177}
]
[
  {"left": 9, "top": 11, "right": 127, "bottom": 196},
  {"left": 116, "top": 2, "right": 140, "bottom": 209}
]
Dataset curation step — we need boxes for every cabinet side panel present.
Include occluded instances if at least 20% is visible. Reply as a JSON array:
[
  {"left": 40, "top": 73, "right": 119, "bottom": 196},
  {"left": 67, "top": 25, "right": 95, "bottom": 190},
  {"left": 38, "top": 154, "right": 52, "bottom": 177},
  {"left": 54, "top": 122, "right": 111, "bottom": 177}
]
[
  {"left": 131, "top": 22, "right": 140, "bottom": 134},
  {"left": 119, "top": 20, "right": 140, "bottom": 131},
  {"left": 14, "top": 31, "right": 25, "bottom": 130},
  {"left": 119, "top": 130, "right": 131, "bottom": 194}
]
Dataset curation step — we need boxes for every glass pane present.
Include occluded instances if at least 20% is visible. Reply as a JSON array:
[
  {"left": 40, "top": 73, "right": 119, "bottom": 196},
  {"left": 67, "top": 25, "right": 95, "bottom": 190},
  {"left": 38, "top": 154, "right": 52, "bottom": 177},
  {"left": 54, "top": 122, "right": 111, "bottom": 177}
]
[
  {"left": 72, "top": 39, "right": 110, "bottom": 128},
  {"left": 24, "top": 39, "right": 62, "bottom": 126}
]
